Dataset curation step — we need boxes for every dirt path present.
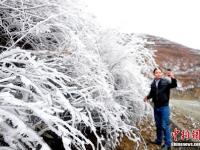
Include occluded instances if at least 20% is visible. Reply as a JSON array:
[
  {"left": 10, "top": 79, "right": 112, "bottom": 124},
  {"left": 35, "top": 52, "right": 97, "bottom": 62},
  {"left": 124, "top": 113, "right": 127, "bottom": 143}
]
[{"left": 170, "top": 99, "right": 200, "bottom": 124}]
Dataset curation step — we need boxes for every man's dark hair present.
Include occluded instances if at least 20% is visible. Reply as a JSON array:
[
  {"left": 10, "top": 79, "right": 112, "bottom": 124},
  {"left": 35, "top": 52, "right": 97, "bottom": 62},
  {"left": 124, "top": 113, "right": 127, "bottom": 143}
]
[
  {"left": 153, "top": 67, "right": 162, "bottom": 74},
  {"left": 166, "top": 68, "right": 171, "bottom": 71}
]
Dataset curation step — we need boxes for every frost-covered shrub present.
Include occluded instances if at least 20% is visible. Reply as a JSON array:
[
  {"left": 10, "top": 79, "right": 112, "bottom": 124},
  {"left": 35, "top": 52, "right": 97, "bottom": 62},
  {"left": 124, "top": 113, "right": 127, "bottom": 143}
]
[
  {"left": 0, "top": 0, "right": 98, "bottom": 52},
  {"left": 98, "top": 30, "right": 156, "bottom": 123},
  {"left": 0, "top": 48, "right": 141, "bottom": 150},
  {"left": 0, "top": 0, "right": 156, "bottom": 149}
]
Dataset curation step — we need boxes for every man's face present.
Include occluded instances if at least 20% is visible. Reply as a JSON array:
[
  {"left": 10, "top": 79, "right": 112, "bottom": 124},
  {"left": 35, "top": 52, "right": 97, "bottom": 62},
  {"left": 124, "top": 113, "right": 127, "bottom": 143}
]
[
  {"left": 154, "top": 69, "right": 163, "bottom": 79},
  {"left": 166, "top": 71, "right": 171, "bottom": 77}
]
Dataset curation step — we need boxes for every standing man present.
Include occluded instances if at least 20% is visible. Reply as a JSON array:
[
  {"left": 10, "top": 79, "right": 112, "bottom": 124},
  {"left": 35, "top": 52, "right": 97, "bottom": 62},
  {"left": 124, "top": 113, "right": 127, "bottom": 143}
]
[{"left": 144, "top": 68, "right": 177, "bottom": 150}]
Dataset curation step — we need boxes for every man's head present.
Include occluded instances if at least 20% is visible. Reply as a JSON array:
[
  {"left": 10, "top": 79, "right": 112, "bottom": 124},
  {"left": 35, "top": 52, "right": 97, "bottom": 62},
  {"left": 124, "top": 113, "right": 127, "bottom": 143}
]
[
  {"left": 153, "top": 67, "right": 163, "bottom": 79},
  {"left": 165, "top": 68, "right": 175, "bottom": 78},
  {"left": 165, "top": 68, "right": 172, "bottom": 77}
]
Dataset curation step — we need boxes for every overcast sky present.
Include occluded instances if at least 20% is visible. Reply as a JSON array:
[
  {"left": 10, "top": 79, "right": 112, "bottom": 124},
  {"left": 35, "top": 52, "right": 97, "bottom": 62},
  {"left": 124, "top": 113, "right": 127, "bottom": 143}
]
[{"left": 86, "top": 0, "right": 200, "bottom": 49}]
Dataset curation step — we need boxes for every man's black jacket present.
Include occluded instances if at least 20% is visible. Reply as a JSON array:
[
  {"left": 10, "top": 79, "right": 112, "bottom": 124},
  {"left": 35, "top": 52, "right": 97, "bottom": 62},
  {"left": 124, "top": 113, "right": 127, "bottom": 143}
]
[{"left": 147, "top": 78, "right": 177, "bottom": 107}]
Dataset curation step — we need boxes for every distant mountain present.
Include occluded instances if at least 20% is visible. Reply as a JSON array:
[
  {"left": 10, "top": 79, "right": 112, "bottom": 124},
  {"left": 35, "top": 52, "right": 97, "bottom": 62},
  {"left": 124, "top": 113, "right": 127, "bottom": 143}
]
[{"left": 142, "top": 34, "right": 200, "bottom": 100}]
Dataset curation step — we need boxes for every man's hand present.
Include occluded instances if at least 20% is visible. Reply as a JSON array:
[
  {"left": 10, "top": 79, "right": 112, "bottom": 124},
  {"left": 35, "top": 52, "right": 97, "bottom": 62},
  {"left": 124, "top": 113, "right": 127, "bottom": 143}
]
[{"left": 144, "top": 96, "right": 148, "bottom": 102}]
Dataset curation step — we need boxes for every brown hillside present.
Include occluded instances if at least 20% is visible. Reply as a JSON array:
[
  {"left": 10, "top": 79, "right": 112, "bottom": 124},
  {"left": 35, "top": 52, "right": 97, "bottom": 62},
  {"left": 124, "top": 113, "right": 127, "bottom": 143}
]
[{"left": 142, "top": 35, "right": 200, "bottom": 99}]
